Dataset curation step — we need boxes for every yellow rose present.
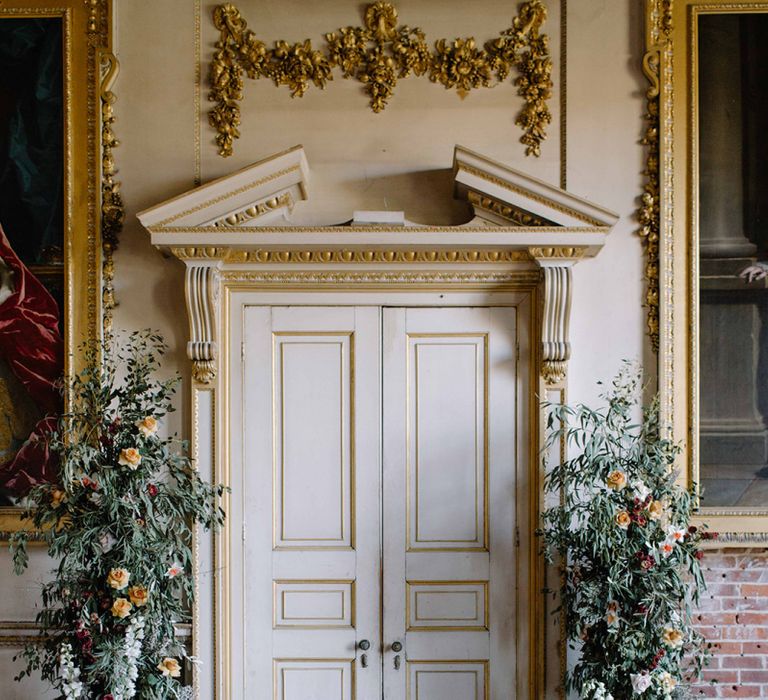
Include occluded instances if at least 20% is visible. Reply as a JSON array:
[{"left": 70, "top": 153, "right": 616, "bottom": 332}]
[
  {"left": 615, "top": 511, "right": 631, "bottom": 529},
  {"left": 606, "top": 470, "right": 627, "bottom": 491},
  {"left": 648, "top": 500, "right": 665, "bottom": 521},
  {"left": 128, "top": 585, "right": 149, "bottom": 607},
  {"left": 136, "top": 416, "right": 158, "bottom": 438},
  {"left": 118, "top": 447, "right": 142, "bottom": 470},
  {"left": 111, "top": 597, "right": 132, "bottom": 619},
  {"left": 51, "top": 488, "right": 67, "bottom": 508},
  {"left": 157, "top": 657, "right": 181, "bottom": 678},
  {"left": 107, "top": 567, "right": 130, "bottom": 590},
  {"left": 662, "top": 626, "right": 684, "bottom": 648}
]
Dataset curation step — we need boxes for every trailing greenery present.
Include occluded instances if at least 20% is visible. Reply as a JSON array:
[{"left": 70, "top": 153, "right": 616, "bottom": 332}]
[
  {"left": 540, "top": 366, "right": 711, "bottom": 699},
  {"left": 9, "top": 331, "right": 226, "bottom": 699}
]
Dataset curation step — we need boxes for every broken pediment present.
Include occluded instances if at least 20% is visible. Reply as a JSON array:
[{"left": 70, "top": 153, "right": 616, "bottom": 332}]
[
  {"left": 137, "top": 145, "right": 309, "bottom": 231},
  {"left": 452, "top": 146, "right": 619, "bottom": 229},
  {"left": 138, "top": 144, "right": 619, "bottom": 259}
]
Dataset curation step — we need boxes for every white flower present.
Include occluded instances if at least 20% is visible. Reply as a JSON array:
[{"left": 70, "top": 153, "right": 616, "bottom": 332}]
[
  {"left": 88, "top": 491, "right": 103, "bottom": 506},
  {"left": 666, "top": 525, "right": 687, "bottom": 543},
  {"left": 98, "top": 531, "right": 117, "bottom": 553},
  {"left": 581, "top": 679, "right": 614, "bottom": 700},
  {"left": 58, "top": 642, "right": 84, "bottom": 699},
  {"left": 630, "top": 671, "right": 652, "bottom": 694},
  {"left": 658, "top": 538, "right": 675, "bottom": 558},
  {"left": 658, "top": 671, "right": 677, "bottom": 691},
  {"left": 633, "top": 480, "right": 651, "bottom": 501},
  {"left": 166, "top": 562, "right": 183, "bottom": 578}
]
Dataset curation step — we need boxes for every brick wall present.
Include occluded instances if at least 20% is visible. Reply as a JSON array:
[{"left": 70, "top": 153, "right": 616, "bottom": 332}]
[{"left": 691, "top": 548, "right": 768, "bottom": 698}]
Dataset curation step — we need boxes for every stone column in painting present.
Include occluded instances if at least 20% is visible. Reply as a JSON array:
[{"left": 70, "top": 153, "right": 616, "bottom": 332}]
[{"left": 698, "top": 14, "right": 768, "bottom": 507}]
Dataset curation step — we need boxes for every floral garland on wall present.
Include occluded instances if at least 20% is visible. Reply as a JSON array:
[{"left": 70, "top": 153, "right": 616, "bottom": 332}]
[
  {"left": 10, "top": 332, "right": 226, "bottom": 699},
  {"left": 540, "top": 367, "right": 712, "bottom": 699}
]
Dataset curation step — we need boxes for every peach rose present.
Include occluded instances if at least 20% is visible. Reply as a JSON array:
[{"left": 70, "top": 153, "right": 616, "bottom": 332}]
[
  {"left": 128, "top": 585, "right": 149, "bottom": 607},
  {"left": 606, "top": 470, "right": 627, "bottom": 491},
  {"left": 136, "top": 416, "right": 158, "bottom": 438},
  {"left": 662, "top": 626, "right": 684, "bottom": 648},
  {"left": 648, "top": 500, "right": 665, "bottom": 521},
  {"left": 107, "top": 567, "right": 130, "bottom": 590},
  {"left": 111, "top": 597, "right": 132, "bottom": 619},
  {"left": 615, "top": 511, "right": 631, "bottom": 529},
  {"left": 157, "top": 657, "right": 181, "bottom": 678},
  {"left": 51, "top": 488, "right": 67, "bottom": 508},
  {"left": 118, "top": 447, "right": 142, "bottom": 470}
]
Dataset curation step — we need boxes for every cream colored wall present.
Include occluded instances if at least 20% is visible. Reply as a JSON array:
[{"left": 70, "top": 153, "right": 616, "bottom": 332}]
[{"left": 0, "top": 1, "right": 648, "bottom": 696}]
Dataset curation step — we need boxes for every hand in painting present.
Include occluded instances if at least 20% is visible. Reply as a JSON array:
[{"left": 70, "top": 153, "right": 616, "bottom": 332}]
[{"left": 740, "top": 261, "right": 768, "bottom": 283}]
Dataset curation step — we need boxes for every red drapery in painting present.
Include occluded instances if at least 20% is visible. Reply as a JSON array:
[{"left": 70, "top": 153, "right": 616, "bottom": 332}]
[{"left": 0, "top": 224, "right": 62, "bottom": 495}]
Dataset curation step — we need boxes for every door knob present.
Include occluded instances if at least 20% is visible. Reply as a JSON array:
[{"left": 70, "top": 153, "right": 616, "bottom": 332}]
[
  {"left": 358, "top": 639, "right": 370, "bottom": 668},
  {"left": 391, "top": 641, "right": 403, "bottom": 670}
]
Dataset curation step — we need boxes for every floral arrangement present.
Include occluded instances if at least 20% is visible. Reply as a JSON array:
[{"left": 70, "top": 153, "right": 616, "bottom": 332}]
[
  {"left": 539, "top": 368, "right": 712, "bottom": 699},
  {"left": 10, "top": 331, "right": 226, "bottom": 699}
]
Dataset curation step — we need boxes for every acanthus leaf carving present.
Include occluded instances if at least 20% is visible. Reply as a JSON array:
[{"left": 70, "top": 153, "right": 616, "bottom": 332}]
[{"left": 185, "top": 263, "right": 221, "bottom": 385}]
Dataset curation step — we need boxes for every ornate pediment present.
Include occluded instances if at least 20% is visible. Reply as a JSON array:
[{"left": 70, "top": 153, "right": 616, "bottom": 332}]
[
  {"left": 453, "top": 145, "right": 619, "bottom": 229},
  {"left": 138, "top": 145, "right": 618, "bottom": 387},
  {"left": 137, "top": 145, "right": 309, "bottom": 231}
]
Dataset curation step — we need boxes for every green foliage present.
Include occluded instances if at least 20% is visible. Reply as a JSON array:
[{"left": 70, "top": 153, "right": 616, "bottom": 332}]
[
  {"left": 540, "top": 365, "right": 711, "bottom": 699},
  {"left": 9, "top": 331, "right": 226, "bottom": 699}
]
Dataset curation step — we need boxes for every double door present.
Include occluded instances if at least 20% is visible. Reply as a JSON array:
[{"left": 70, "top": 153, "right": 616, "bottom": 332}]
[{"left": 239, "top": 305, "right": 519, "bottom": 699}]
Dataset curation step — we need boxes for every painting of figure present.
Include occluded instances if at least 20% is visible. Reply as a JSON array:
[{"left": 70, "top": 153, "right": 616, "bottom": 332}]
[{"left": 0, "top": 17, "right": 64, "bottom": 504}]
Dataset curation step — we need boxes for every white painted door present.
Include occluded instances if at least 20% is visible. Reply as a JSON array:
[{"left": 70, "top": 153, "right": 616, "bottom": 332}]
[
  {"left": 238, "top": 305, "right": 518, "bottom": 700},
  {"left": 382, "top": 308, "right": 518, "bottom": 700},
  {"left": 240, "top": 306, "right": 382, "bottom": 700}
]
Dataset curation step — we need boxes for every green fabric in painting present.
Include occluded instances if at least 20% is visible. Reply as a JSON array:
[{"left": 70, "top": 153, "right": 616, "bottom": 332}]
[{"left": 0, "top": 18, "right": 63, "bottom": 265}]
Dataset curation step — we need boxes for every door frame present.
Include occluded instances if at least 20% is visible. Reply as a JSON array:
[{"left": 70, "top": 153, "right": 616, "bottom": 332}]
[{"left": 197, "top": 280, "right": 545, "bottom": 700}]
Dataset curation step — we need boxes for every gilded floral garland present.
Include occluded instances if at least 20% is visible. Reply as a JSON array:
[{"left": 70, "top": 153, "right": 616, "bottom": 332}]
[
  {"left": 209, "top": 1, "right": 552, "bottom": 158},
  {"left": 638, "top": 0, "right": 673, "bottom": 353}
]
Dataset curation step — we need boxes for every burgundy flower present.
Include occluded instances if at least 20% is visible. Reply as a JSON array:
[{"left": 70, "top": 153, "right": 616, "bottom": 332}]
[
  {"left": 147, "top": 483, "right": 159, "bottom": 498},
  {"left": 688, "top": 525, "right": 698, "bottom": 534},
  {"left": 81, "top": 638, "right": 93, "bottom": 653},
  {"left": 695, "top": 550, "right": 704, "bottom": 560},
  {"left": 104, "top": 695, "right": 115, "bottom": 700},
  {"left": 75, "top": 629, "right": 89, "bottom": 640},
  {"left": 108, "top": 418, "right": 121, "bottom": 435},
  {"left": 635, "top": 515, "right": 647, "bottom": 527}
]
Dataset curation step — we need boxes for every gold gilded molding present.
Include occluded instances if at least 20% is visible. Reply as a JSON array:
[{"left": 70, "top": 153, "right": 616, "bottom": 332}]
[
  {"left": 638, "top": 0, "right": 673, "bottom": 353},
  {"left": 170, "top": 247, "right": 534, "bottom": 264},
  {"left": 100, "top": 51, "right": 123, "bottom": 336},
  {"left": 528, "top": 246, "right": 585, "bottom": 259},
  {"left": 221, "top": 269, "right": 540, "bottom": 288},
  {"left": 213, "top": 193, "right": 292, "bottom": 227},
  {"left": 467, "top": 191, "right": 554, "bottom": 226},
  {"left": 208, "top": 2, "right": 552, "bottom": 158}
]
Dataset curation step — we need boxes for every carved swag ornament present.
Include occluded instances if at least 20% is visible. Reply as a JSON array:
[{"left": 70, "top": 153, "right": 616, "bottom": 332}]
[{"left": 209, "top": 1, "right": 552, "bottom": 158}]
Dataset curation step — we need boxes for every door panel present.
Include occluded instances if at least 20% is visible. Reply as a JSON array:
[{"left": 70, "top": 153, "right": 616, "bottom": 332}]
[
  {"left": 240, "top": 307, "right": 381, "bottom": 700},
  {"left": 238, "top": 305, "right": 517, "bottom": 699},
  {"left": 383, "top": 308, "right": 517, "bottom": 700}
]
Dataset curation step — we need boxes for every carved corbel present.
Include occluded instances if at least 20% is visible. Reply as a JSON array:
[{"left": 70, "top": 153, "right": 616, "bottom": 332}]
[
  {"left": 530, "top": 247, "right": 584, "bottom": 386},
  {"left": 185, "top": 262, "right": 221, "bottom": 384}
]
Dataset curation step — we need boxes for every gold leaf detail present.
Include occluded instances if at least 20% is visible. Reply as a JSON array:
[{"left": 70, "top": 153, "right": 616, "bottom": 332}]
[{"left": 208, "top": 1, "right": 551, "bottom": 157}]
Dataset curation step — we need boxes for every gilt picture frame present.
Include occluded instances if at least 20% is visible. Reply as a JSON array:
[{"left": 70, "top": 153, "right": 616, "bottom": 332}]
[
  {"left": 645, "top": 0, "right": 768, "bottom": 537},
  {"left": 0, "top": 0, "right": 117, "bottom": 538}
]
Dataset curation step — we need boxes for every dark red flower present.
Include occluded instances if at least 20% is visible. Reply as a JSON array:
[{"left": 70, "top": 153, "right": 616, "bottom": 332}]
[
  {"left": 75, "top": 629, "right": 89, "bottom": 640},
  {"left": 108, "top": 418, "right": 121, "bottom": 435},
  {"left": 147, "top": 483, "right": 158, "bottom": 498},
  {"left": 81, "top": 638, "right": 93, "bottom": 653},
  {"left": 688, "top": 525, "right": 698, "bottom": 534},
  {"left": 104, "top": 695, "right": 115, "bottom": 700},
  {"left": 695, "top": 550, "right": 704, "bottom": 560}
]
